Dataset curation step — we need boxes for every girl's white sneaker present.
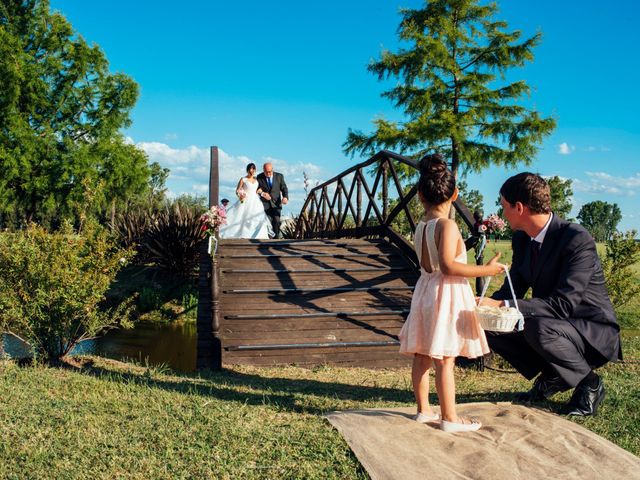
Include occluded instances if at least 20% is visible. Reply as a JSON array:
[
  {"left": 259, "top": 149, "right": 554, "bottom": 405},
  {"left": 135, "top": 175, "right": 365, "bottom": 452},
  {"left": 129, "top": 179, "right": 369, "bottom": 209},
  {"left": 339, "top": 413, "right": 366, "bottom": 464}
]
[
  {"left": 440, "top": 418, "right": 482, "bottom": 432},
  {"left": 414, "top": 412, "right": 440, "bottom": 423}
]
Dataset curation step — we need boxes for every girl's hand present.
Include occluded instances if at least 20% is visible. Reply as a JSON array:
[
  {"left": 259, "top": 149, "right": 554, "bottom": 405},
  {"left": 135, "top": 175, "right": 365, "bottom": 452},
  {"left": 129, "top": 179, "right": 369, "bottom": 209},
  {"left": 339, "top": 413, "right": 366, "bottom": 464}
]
[{"left": 485, "top": 252, "right": 508, "bottom": 276}]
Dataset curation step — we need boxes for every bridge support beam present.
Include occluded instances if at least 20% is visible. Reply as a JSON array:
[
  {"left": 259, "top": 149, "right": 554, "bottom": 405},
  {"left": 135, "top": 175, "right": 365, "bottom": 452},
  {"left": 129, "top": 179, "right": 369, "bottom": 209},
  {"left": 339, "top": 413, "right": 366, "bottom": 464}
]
[{"left": 197, "top": 146, "right": 222, "bottom": 370}]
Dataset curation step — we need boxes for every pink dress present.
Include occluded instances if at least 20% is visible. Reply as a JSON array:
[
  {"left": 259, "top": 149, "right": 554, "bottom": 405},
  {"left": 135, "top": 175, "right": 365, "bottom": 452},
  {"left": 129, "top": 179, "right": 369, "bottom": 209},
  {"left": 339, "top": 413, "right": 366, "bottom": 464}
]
[{"left": 399, "top": 218, "right": 489, "bottom": 359}]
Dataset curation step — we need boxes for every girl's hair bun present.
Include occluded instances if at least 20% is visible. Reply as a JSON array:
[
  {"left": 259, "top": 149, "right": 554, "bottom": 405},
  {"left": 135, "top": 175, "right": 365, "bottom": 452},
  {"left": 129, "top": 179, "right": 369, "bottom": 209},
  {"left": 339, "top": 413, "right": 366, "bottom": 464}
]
[
  {"left": 419, "top": 153, "right": 447, "bottom": 175},
  {"left": 417, "top": 153, "right": 455, "bottom": 205}
]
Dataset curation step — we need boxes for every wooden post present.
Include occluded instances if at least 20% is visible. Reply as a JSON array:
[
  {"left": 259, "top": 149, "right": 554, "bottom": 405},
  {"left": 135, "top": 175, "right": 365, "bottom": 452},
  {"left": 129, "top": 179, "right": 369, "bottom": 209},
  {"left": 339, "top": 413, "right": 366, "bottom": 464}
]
[
  {"left": 196, "top": 146, "right": 222, "bottom": 371},
  {"left": 209, "top": 146, "right": 219, "bottom": 209},
  {"left": 356, "top": 172, "right": 362, "bottom": 229},
  {"left": 196, "top": 240, "right": 213, "bottom": 369},
  {"left": 475, "top": 235, "right": 487, "bottom": 300},
  {"left": 309, "top": 197, "right": 316, "bottom": 236},
  {"left": 476, "top": 250, "right": 486, "bottom": 296},
  {"left": 382, "top": 161, "right": 388, "bottom": 222},
  {"left": 321, "top": 186, "right": 327, "bottom": 231},
  {"left": 475, "top": 236, "right": 486, "bottom": 372},
  {"left": 210, "top": 252, "right": 222, "bottom": 371},
  {"left": 295, "top": 198, "right": 308, "bottom": 239},
  {"left": 337, "top": 183, "right": 343, "bottom": 228}
]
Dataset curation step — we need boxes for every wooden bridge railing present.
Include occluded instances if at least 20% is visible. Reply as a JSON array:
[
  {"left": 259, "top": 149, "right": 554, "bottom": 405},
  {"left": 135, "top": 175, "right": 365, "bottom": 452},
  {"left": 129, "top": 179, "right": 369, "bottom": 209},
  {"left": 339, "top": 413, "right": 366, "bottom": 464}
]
[{"left": 294, "top": 150, "right": 479, "bottom": 267}]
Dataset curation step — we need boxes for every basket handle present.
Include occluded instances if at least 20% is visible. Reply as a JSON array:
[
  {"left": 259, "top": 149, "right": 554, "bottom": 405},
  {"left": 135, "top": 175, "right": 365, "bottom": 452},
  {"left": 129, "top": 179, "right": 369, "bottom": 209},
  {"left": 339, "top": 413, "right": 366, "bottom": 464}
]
[{"left": 477, "top": 267, "right": 524, "bottom": 331}]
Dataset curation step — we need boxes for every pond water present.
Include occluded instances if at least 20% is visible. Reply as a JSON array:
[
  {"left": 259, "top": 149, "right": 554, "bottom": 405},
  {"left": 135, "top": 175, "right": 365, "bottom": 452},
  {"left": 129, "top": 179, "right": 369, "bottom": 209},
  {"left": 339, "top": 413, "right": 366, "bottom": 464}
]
[
  {"left": 2, "top": 321, "right": 197, "bottom": 372},
  {"left": 3, "top": 326, "right": 637, "bottom": 373}
]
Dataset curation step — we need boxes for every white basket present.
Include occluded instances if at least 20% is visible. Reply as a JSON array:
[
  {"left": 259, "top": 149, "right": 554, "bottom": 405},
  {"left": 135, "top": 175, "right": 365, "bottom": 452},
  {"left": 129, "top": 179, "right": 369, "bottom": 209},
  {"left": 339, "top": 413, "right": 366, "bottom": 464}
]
[
  {"left": 475, "top": 306, "right": 523, "bottom": 332},
  {"left": 476, "top": 267, "right": 524, "bottom": 333}
]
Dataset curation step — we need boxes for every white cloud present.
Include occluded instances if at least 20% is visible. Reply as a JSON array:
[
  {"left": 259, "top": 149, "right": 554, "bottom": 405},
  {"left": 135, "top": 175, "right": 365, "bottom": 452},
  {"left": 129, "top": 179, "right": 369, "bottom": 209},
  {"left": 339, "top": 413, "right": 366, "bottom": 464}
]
[
  {"left": 191, "top": 184, "right": 209, "bottom": 193},
  {"left": 558, "top": 142, "right": 575, "bottom": 155},
  {"left": 137, "top": 142, "right": 208, "bottom": 167},
  {"left": 585, "top": 171, "right": 640, "bottom": 189},
  {"left": 583, "top": 145, "right": 611, "bottom": 152},
  {"left": 136, "top": 141, "right": 326, "bottom": 214},
  {"left": 573, "top": 171, "right": 640, "bottom": 197}
]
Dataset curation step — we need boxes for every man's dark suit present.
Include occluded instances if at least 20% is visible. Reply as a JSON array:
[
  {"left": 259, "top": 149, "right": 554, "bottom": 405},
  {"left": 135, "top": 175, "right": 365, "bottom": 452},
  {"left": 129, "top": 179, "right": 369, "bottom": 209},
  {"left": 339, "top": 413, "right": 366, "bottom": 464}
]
[
  {"left": 256, "top": 172, "right": 288, "bottom": 238},
  {"left": 489, "top": 215, "right": 622, "bottom": 387}
]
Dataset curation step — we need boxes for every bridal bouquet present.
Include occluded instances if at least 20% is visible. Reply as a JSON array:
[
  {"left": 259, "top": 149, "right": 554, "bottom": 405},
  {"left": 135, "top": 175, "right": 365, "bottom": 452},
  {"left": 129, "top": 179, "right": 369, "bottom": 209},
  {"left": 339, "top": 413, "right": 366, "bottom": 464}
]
[
  {"left": 200, "top": 205, "right": 227, "bottom": 254},
  {"left": 236, "top": 189, "right": 247, "bottom": 203},
  {"left": 200, "top": 205, "right": 227, "bottom": 236},
  {"left": 478, "top": 213, "right": 507, "bottom": 236}
]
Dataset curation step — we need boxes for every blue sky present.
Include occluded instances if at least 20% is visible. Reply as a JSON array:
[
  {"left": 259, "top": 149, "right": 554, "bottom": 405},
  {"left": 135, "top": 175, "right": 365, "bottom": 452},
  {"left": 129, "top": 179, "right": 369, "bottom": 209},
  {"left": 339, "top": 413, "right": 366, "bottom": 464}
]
[{"left": 50, "top": 0, "right": 640, "bottom": 231}]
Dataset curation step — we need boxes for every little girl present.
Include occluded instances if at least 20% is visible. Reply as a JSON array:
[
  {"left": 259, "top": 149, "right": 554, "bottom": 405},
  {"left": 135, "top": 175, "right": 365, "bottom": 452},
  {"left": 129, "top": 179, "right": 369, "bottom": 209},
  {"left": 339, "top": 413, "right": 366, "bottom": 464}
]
[{"left": 399, "top": 154, "right": 506, "bottom": 433}]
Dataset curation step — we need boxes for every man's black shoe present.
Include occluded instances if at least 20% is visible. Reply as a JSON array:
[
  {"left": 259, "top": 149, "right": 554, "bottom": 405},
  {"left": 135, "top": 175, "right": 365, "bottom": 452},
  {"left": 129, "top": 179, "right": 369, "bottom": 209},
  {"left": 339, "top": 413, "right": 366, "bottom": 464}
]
[
  {"left": 561, "top": 376, "right": 606, "bottom": 416},
  {"left": 515, "top": 374, "right": 570, "bottom": 402}
]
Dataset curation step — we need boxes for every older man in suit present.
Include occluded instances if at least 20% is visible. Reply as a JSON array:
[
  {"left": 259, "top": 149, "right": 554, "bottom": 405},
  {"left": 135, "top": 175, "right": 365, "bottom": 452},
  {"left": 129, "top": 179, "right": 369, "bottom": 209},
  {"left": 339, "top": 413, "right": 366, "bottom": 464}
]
[
  {"left": 480, "top": 172, "right": 622, "bottom": 416},
  {"left": 257, "top": 162, "right": 288, "bottom": 238}
]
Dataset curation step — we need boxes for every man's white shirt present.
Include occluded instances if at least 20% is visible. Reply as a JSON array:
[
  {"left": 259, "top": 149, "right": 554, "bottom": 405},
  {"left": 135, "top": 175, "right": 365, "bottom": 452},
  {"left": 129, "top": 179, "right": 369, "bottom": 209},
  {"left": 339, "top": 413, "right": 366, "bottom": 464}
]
[{"left": 504, "top": 213, "right": 553, "bottom": 308}]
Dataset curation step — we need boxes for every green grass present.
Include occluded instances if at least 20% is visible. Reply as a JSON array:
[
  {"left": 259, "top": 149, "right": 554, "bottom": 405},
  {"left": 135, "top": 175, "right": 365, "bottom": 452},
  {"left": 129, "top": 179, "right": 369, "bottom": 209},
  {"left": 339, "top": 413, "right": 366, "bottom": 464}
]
[
  {"left": 0, "top": 238, "right": 637, "bottom": 478},
  {"left": 1, "top": 335, "right": 638, "bottom": 479}
]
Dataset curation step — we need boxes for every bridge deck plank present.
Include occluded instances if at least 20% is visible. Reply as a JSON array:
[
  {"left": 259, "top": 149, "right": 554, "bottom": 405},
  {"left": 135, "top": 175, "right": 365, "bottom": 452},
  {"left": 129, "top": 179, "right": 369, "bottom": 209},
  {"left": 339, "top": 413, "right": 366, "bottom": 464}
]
[{"left": 214, "top": 238, "right": 418, "bottom": 367}]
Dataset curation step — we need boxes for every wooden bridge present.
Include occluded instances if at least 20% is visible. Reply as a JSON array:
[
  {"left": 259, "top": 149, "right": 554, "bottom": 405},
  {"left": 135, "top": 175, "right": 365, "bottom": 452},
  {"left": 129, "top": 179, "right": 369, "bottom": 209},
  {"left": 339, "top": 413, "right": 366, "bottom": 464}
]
[{"left": 196, "top": 148, "right": 480, "bottom": 369}]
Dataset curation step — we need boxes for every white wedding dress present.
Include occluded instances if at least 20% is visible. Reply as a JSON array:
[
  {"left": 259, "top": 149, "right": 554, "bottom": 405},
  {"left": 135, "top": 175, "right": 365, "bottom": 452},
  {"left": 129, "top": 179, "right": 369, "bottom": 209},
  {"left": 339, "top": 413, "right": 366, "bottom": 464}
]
[{"left": 219, "top": 178, "right": 274, "bottom": 239}]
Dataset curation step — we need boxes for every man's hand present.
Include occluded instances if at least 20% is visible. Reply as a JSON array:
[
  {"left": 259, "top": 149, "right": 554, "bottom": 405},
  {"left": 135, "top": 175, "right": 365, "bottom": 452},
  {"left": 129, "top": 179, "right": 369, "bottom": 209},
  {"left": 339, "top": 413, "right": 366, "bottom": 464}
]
[
  {"left": 261, "top": 192, "right": 271, "bottom": 201},
  {"left": 282, "top": 197, "right": 288, "bottom": 205},
  {"left": 476, "top": 297, "right": 504, "bottom": 308}
]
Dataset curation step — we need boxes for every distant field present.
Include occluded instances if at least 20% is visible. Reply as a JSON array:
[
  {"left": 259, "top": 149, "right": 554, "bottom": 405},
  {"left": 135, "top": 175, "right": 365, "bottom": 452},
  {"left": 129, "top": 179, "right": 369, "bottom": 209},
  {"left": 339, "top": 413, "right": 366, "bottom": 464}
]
[{"left": 467, "top": 240, "right": 639, "bottom": 329}]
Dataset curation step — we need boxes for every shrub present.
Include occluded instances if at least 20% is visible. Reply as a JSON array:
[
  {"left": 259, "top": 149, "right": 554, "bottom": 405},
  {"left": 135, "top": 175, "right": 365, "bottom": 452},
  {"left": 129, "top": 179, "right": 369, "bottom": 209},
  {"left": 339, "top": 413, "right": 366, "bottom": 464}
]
[
  {"left": 0, "top": 222, "right": 133, "bottom": 362},
  {"left": 142, "top": 201, "right": 205, "bottom": 276},
  {"left": 602, "top": 230, "right": 640, "bottom": 311},
  {"left": 181, "top": 292, "right": 198, "bottom": 318},
  {"left": 138, "top": 287, "right": 163, "bottom": 313},
  {"left": 112, "top": 195, "right": 207, "bottom": 266},
  {"left": 281, "top": 215, "right": 300, "bottom": 239},
  {"left": 112, "top": 207, "right": 156, "bottom": 260}
]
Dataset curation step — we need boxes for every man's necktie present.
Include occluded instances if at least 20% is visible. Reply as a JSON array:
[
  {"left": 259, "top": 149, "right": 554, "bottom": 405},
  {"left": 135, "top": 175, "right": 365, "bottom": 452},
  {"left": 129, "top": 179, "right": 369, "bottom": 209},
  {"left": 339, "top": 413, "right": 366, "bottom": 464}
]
[
  {"left": 268, "top": 177, "right": 272, "bottom": 188},
  {"left": 530, "top": 240, "right": 541, "bottom": 273}
]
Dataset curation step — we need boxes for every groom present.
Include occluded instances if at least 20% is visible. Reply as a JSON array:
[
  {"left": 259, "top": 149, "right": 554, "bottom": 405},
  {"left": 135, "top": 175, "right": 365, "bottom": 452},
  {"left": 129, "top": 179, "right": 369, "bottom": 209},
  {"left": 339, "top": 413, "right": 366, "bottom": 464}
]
[
  {"left": 257, "top": 162, "right": 288, "bottom": 238},
  {"left": 480, "top": 173, "right": 622, "bottom": 416}
]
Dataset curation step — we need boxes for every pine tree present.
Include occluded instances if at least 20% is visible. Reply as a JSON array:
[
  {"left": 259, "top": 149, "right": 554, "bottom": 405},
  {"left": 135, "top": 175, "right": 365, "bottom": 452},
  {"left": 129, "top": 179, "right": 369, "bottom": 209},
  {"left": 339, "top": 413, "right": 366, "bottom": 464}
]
[{"left": 344, "top": 0, "right": 556, "bottom": 179}]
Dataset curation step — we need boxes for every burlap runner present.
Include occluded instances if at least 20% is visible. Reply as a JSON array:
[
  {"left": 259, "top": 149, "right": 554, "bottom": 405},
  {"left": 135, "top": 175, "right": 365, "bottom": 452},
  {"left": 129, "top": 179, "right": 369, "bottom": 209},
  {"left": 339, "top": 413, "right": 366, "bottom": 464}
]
[{"left": 325, "top": 402, "right": 640, "bottom": 480}]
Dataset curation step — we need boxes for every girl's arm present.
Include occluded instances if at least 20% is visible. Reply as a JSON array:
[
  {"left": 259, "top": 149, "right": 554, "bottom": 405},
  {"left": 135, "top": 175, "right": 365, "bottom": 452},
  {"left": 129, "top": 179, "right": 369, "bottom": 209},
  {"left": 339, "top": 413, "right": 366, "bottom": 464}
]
[
  {"left": 437, "top": 219, "right": 505, "bottom": 278},
  {"left": 236, "top": 177, "right": 244, "bottom": 191}
]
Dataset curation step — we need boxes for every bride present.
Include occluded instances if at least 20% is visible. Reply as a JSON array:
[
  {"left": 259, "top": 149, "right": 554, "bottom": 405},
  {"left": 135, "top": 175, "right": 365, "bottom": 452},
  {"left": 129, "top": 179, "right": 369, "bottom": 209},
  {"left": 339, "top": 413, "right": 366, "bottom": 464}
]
[{"left": 219, "top": 163, "right": 274, "bottom": 239}]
